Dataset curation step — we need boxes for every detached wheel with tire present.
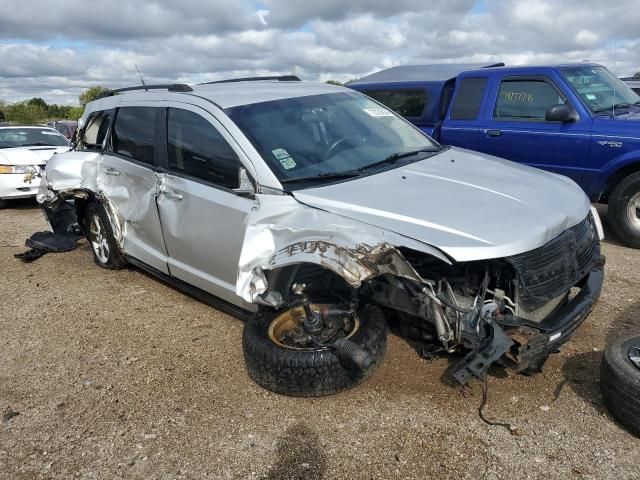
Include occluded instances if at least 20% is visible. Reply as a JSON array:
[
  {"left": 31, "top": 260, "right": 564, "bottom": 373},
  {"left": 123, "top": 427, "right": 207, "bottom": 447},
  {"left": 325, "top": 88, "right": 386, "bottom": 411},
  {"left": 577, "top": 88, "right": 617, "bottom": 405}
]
[
  {"left": 243, "top": 303, "right": 387, "bottom": 397},
  {"left": 85, "top": 202, "right": 126, "bottom": 270},
  {"left": 600, "top": 334, "right": 640, "bottom": 436},
  {"left": 608, "top": 172, "right": 640, "bottom": 248}
]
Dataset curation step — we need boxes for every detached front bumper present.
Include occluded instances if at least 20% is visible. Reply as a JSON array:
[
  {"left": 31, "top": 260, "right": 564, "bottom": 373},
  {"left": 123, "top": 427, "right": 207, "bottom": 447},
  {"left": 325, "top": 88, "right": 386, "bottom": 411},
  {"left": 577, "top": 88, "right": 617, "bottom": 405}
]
[
  {"left": 0, "top": 172, "right": 40, "bottom": 200},
  {"left": 503, "top": 260, "right": 605, "bottom": 373}
]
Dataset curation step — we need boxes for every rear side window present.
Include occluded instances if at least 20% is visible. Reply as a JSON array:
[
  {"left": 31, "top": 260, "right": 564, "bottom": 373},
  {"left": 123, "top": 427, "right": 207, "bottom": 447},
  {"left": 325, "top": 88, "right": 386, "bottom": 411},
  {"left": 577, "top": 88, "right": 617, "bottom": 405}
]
[
  {"left": 450, "top": 77, "right": 488, "bottom": 120},
  {"left": 110, "top": 107, "right": 157, "bottom": 164},
  {"left": 363, "top": 89, "right": 427, "bottom": 118},
  {"left": 494, "top": 79, "right": 566, "bottom": 120},
  {"left": 80, "top": 110, "right": 112, "bottom": 150},
  {"left": 167, "top": 108, "right": 239, "bottom": 189}
]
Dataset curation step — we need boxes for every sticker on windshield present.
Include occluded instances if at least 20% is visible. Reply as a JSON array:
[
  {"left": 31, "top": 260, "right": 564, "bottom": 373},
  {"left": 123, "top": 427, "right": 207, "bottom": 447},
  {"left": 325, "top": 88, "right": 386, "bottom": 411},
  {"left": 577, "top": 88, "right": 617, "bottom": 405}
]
[
  {"left": 41, "top": 131, "right": 59, "bottom": 135},
  {"left": 279, "top": 157, "right": 296, "bottom": 170},
  {"left": 272, "top": 148, "right": 291, "bottom": 160},
  {"left": 363, "top": 108, "right": 395, "bottom": 118},
  {"left": 585, "top": 94, "right": 597, "bottom": 100}
]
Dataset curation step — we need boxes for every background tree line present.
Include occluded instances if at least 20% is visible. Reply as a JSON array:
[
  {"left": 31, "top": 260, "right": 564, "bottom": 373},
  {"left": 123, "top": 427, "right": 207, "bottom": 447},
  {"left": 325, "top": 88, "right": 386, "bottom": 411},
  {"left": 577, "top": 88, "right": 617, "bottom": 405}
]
[{"left": 0, "top": 86, "right": 108, "bottom": 124}]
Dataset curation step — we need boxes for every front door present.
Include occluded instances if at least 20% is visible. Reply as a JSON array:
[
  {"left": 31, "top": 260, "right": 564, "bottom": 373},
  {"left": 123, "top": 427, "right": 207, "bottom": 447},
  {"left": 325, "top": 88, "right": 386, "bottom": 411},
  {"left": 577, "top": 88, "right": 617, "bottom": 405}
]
[
  {"left": 476, "top": 75, "right": 591, "bottom": 183},
  {"left": 155, "top": 105, "right": 255, "bottom": 307}
]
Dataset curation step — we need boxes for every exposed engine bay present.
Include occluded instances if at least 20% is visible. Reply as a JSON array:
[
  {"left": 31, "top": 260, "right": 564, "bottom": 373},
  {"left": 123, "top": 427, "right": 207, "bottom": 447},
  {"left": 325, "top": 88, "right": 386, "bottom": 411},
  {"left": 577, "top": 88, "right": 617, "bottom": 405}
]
[{"left": 260, "top": 213, "right": 604, "bottom": 384}]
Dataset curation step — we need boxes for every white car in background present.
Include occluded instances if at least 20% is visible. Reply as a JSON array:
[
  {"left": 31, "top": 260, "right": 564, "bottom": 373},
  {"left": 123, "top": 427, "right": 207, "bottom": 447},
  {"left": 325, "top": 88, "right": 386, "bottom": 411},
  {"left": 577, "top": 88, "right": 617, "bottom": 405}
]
[{"left": 0, "top": 125, "right": 71, "bottom": 208}]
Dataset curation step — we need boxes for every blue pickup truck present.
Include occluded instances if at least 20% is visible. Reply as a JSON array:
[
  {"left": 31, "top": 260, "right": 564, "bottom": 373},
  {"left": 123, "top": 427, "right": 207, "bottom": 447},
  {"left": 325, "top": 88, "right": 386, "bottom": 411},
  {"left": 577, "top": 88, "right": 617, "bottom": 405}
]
[{"left": 350, "top": 63, "right": 640, "bottom": 247}]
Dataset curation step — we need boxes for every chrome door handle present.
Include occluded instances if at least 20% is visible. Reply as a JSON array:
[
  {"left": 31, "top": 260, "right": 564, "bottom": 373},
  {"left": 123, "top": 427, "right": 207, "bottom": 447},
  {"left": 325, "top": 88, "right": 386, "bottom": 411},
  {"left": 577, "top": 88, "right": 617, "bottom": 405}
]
[
  {"left": 163, "top": 190, "right": 183, "bottom": 201},
  {"left": 104, "top": 168, "right": 120, "bottom": 176}
]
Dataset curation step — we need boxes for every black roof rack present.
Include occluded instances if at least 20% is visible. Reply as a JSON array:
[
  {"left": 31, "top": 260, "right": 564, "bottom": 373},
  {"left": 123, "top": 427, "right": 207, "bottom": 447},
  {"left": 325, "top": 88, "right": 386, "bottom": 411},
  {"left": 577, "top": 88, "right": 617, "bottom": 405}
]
[
  {"left": 199, "top": 75, "right": 301, "bottom": 85},
  {"left": 482, "top": 63, "right": 505, "bottom": 68},
  {"left": 98, "top": 83, "right": 193, "bottom": 99}
]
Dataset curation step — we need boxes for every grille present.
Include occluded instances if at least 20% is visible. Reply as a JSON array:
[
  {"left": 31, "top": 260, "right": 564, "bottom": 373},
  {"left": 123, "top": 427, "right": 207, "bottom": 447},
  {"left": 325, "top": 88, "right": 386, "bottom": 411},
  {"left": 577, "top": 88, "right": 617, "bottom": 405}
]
[{"left": 508, "top": 214, "right": 598, "bottom": 302}]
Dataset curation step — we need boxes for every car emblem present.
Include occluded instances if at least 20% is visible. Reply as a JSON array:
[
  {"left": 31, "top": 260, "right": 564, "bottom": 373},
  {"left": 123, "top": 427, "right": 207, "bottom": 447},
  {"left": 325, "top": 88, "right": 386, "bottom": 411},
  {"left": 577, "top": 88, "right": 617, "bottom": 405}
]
[{"left": 630, "top": 345, "right": 640, "bottom": 370}]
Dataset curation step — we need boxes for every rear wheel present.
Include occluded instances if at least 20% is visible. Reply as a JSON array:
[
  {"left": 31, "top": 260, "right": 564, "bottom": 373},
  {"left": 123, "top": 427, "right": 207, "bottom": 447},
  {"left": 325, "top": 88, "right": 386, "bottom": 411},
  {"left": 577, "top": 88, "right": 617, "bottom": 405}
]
[
  {"left": 85, "top": 202, "right": 126, "bottom": 270},
  {"left": 243, "top": 303, "right": 387, "bottom": 397},
  {"left": 608, "top": 172, "right": 640, "bottom": 248}
]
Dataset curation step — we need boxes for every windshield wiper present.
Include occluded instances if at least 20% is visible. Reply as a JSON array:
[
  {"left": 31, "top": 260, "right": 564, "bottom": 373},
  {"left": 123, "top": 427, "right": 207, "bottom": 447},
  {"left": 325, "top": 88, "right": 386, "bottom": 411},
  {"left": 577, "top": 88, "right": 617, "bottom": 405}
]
[
  {"left": 357, "top": 148, "right": 438, "bottom": 172},
  {"left": 593, "top": 103, "right": 631, "bottom": 114},
  {"left": 280, "top": 171, "right": 361, "bottom": 184}
]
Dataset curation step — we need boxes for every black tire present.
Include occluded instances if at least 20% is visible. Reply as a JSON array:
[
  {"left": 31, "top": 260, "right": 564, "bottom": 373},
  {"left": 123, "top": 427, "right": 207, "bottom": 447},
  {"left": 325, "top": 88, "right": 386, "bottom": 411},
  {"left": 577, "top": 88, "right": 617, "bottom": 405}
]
[
  {"left": 0, "top": 198, "right": 8, "bottom": 209},
  {"left": 608, "top": 172, "right": 640, "bottom": 248},
  {"left": 243, "top": 304, "right": 387, "bottom": 397},
  {"left": 84, "top": 202, "right": 126, "bottom": 270},
  {"left": 600, "top": 334, "right": 640, "bottom": 436}
]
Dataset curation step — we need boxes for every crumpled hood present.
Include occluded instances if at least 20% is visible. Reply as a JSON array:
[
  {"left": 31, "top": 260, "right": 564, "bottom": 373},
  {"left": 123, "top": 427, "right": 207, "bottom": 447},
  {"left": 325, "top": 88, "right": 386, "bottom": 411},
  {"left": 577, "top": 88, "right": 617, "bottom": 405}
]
[
  {"left": 0, "top": 146, "right": 70, "bottom": 166},
  {"left": 292, "top": 147, "right": 591, "bottom": 262}
]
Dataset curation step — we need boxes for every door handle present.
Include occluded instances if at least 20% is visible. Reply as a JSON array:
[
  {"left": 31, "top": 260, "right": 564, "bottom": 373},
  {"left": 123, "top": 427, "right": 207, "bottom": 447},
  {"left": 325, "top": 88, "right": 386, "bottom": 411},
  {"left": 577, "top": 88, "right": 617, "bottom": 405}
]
[
  {"left": 163, "top": 190, "right": 183, "bottom": 201},
  {"left": 485, "top": 129, "right": 502, "bottom": 137},
  {"left": 104, "top": 167, "right": 120, "bottom": 176}
]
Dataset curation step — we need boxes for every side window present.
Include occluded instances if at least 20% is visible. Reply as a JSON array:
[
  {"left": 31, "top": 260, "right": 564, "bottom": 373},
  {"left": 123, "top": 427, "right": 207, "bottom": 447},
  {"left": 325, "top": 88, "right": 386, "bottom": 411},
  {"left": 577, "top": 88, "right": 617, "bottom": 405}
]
[
  {"left": 363, "top": 89, "right": 427, "bottom": 118},
  {"left": 110, "top": 107, "right": 156, "bottom": 164},
  {"left": 79, "top": 110, "right": 112, "bottom": 150},
  {"left": 494, "top": 79, "right": 566, "bottom": 120},
  {"left": 167, "top": 108, "right": 239, "bottom": 189},
  {"left": 450, "top": 77, "right": 487, "bottom": 120}
]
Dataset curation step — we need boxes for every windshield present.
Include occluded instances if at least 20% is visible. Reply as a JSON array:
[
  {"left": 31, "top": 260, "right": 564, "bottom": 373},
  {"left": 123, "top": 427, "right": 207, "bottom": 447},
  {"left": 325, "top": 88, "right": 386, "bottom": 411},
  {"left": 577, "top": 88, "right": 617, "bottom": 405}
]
[
  {"left": 0, "top": 128, "right": 70, "bottom": 148},
  {"left": 225, "top": 92, "right": 440, "bottom": 184},
  {"left": 562, "top": 66, "right": 640, "bottom": 113}
]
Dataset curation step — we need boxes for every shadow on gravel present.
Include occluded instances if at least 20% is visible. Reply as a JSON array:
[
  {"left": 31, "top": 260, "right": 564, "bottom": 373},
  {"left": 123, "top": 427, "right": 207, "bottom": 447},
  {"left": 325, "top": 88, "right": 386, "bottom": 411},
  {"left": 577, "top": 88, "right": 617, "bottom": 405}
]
[
  {"left": 561, "top": 350, "right": 606, "bottom": 412},
  {"left": 605, "top": 298, "right": 640, "bottom": 345},
  {"left": 267, "top": 423, "right": 327, "bottom": 480}
]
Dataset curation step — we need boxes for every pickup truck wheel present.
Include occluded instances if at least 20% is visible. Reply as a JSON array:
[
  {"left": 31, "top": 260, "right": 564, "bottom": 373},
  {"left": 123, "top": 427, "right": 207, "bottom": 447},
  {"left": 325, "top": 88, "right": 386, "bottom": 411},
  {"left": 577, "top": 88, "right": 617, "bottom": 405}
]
[
  {"left": 608, "top": 172, "right": 640, "bottom": 248},
  {"left": 600, "top": 334, "right": 640, "bottom": 436},
  {"left": 85, "top": 202, "right": 126, "bottom": 270},
  {"left": 243, "top": 304, "right": 387, "bottom": 397}
]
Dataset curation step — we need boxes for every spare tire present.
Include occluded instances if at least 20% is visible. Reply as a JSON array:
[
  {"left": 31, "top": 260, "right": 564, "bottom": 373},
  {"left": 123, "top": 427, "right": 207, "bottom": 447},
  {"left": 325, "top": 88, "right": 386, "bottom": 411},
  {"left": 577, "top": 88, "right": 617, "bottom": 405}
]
[
  {"left": 600, "top": 334, "right": 640, "bottom": 436},
  {"left": 243, "top": 303, "right": 387, "bottom": 397}
]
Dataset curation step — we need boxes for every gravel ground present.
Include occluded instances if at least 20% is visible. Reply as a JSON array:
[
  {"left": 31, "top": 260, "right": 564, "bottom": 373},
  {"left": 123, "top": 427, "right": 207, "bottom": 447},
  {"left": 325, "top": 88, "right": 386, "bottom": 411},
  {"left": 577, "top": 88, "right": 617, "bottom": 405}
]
[{"left": 0, "top": 200, "right": 638, "bottom": 480}]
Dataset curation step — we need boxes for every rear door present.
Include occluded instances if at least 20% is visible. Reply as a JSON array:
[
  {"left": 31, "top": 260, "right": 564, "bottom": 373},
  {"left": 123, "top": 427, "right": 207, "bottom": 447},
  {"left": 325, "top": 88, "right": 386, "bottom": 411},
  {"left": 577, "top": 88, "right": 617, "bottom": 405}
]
[
  {"left": 100, "top": 105, "right": 169, "bottom": 273},
  {"left": 440, "top": 76, "right": 489, "bottom": 149},
  {"left": 155, "top": 104, "right": 255, "bottom": 307},
  {"left": 475, "top": 74, "right": 591, "bottom": 182}
]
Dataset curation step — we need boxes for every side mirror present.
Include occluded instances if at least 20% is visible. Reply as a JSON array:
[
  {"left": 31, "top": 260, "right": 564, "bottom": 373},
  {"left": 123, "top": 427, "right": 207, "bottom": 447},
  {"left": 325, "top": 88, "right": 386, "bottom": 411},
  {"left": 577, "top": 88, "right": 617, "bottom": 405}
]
[
  {"left": 234, "top": 167, "right": 256, "bottom": 199},
  {"left": 545, "top": 104, "right": 578, "bottom": 123}
]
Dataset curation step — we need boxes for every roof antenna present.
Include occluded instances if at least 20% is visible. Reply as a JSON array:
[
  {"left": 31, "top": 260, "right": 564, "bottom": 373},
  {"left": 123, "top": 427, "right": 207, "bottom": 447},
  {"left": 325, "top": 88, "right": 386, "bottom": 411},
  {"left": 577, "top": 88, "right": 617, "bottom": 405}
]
[{"left": 135, "top": 64, "right": 147, "bottom": 90}]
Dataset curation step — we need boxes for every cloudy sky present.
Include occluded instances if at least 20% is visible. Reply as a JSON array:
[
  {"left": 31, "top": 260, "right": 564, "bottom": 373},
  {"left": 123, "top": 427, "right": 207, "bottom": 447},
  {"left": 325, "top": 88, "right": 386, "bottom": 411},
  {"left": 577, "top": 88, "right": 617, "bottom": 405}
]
[{"left": 0, "top": 0, "right": 638, "bottom": 105}]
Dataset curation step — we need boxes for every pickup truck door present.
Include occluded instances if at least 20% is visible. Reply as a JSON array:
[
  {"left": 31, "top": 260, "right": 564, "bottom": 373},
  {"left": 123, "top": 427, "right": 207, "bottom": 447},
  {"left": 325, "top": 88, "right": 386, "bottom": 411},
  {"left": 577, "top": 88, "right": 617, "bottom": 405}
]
[
  {"left": 475, "top": 74, "right": 591, "bottom": 183},
  {"left": 439, "top": 76, "right": 489, "bottom": 149},
  {"left": 155, "top": 105, "right": 256, "bottom": 309}
]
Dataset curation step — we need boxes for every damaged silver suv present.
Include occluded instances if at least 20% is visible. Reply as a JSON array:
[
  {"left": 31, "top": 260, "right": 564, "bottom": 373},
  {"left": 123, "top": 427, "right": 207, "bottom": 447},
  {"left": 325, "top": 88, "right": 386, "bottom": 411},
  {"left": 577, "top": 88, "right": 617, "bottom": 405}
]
[{"left": 36, "top": 77, "right": 605, "bottom": 396}]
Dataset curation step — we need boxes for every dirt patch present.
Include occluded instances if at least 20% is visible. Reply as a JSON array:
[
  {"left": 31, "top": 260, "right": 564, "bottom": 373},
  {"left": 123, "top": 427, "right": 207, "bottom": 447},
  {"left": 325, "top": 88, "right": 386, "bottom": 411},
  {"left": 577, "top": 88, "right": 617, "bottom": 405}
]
[{"left": 1, "top": 200, "right": 638, "bottom": 479}]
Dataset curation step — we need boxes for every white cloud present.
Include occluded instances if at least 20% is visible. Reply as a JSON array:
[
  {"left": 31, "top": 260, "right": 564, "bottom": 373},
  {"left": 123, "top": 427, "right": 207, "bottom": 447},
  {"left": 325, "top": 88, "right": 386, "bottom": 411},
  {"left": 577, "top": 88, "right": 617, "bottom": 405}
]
[{"left": 0, "top": 0, "right": 638, "bottom": 105}]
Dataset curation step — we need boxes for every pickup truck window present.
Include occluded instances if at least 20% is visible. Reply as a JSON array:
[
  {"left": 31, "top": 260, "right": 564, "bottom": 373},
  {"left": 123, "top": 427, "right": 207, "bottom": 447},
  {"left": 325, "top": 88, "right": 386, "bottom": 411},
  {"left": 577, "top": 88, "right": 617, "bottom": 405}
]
[
  {"left": 562, "top": 66, "right": 640, "bottom": 113},
  {"left": 494, "top": 79, "right": 566, "bottom": 120},
  {"left": 363, "top": 89, "right": 427, "bottom": 118},
  {"left": 450, "top": 77, "right": 487, "bottom": 120}
]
